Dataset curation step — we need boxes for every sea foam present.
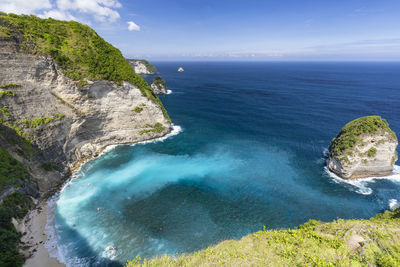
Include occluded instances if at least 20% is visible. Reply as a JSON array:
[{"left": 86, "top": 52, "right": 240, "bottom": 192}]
[
  {"left": 325, "top": 165, "right": 400, "bottom": 195},
  {"left": 44, "top": 124, "right": 182, "bottom": 265}
]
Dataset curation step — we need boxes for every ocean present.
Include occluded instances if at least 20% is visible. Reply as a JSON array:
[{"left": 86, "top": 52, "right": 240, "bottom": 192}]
[{"left": 47, "top": 62, "right": 400, "bottom": 266}]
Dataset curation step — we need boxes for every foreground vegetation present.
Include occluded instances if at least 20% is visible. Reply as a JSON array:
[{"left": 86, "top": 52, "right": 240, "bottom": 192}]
[
  {"left": 329, "top": 116, "right": 397, "bottom": 159},
  {"left": 127, "top": 208, "right": 400, "bottom": 266},
  {"left": 0, "top": 13, "right": 169, "bottom": 121}
]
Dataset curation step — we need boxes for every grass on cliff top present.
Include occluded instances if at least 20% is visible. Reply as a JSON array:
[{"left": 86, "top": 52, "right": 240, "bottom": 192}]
[
  {"left": 0, "top": 13, "right": 169, "bottom": 121},
  {"left": 329, "top": 116, "right": 397, "bottom": 157},
  {"left": 127, "top": 208, "right": 400, "bottom": 267},
  {"left": 0, "top": 146, "right": 29, "bottom": 191},
  {"left": 151, "top": 76, "right": 166, "bottom": 89},
  {"left": 129, "top": 59, "right": 158, "bottom": 73}
]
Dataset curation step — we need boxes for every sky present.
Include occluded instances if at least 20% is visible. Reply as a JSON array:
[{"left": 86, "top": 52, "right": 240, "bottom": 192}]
[{"left": 1, "top": 0, "right": 400, "bottom": 61}]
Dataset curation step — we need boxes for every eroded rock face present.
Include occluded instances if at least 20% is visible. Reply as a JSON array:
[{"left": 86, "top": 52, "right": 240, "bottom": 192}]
[
  {"left": 0, "top": 38, "right": 170, "bottom": 193},
  {"left": 127, "top": 60, "right": 156, "bottom": 74},
  {"left": 328, "top": 116, "right": 398, "bottom": 179}
]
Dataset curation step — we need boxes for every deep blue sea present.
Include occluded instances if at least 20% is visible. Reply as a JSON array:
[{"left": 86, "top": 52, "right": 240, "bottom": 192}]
[{"left": 48, "top": 62, "right": 400, "bottom": 266}]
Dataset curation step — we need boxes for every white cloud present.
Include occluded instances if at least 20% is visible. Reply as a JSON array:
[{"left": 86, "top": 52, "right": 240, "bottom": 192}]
[
  {"left": 127, "top": 21, "right": 140, "bottom": 31},
  {"left": 0, "top": 0, "right": 52, "bottom": 14},
  {"left": 0, "top": 0, "right": 122, "bottom": 22},
  {"left": 39, "top": 9, "right": 77, "bottom": 21},
  {"left": 53, "top": 0, "right": 121, "bottom": 22}
]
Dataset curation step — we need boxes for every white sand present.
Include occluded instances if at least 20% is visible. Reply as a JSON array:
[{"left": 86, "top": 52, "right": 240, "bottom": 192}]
[{"left": 17, "top": 202, "right": 64, "bottom": 267}]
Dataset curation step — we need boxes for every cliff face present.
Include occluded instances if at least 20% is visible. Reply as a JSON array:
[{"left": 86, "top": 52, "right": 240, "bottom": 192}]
[
  {"left": 0, "top": 38, "right": 170, "bottom": 194},
  {"left": 328, "top": 116, "right": 398, "bottom": 179},
  {"left": 127, "top": 59, "right": 157, "bottom": 74}
]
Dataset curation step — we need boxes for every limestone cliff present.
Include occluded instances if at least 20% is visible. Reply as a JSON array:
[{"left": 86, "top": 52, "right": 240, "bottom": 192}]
[
  {"left": 151, "top": 76, "right": 167, "bottom": 94},
  {"left": 328, "top": 116, "right": 398, "bottom": 179},
  {"left": 0, "top": 15, "right": 171, "bottom": 196},
  {"left": 127, "top": 59, "right": 157, "bottom": 74}
]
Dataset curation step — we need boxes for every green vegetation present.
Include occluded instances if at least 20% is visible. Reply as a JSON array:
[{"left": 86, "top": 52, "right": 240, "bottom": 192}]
[
  {"left": 0, "top": 90, "right": 15, "bottom": 99},
  {"left": 76, "top": 79, "right": 89, "bottom": 88},
  {"left": 1, "top": 104, "right": 64, "bottom": 143},
  {"left": 151, "top": 76, "right": 166, "bottom": 89},
  {"left": 0, "top": 192, "right": 33, "bottom": 267},
  {"left": 54, "top": 113, "right": 65, "bottom": 120},
  {"left": 0, "top": 83, "right": 21, "bottom": 89},
  {"left": 21, "top": 116, "right": 55, "bottom": 128},
  {"left": 368, "top": 147, "right": 377, "bottom": 157},
  {"left": 0, "top": 147, "right": 29, "bottom": 191},
  {"left": 0, "top": 13, "right": 169, "bottom": 121},
  {"left": 139, "top": 122, "right": 166, "bottom": 135},
  {"left": 129, "top": 59, "right": 157, "bottom": 73},
  {"left": 127, "top": 208, "right": 400, "bottom": 267},
  {"left": 0, "top": 25, "right": 12, "bottom": 38},
  {"left": 42, "top": 162, "right": 59, "bottom": 171},
  {"left": 329, "top": 116, "right": 397, "bottom": 158},
  {"left": 133, "top": 106, "right": 143, "bottom": 113}
]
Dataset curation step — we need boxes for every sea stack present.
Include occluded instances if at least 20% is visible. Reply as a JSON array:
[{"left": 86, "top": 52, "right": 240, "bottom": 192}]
[
  {"left": 328, "top": 116, "right": 398, "bottom": 179},
  {"left": 151, "top": 76, "right": 167, "bottom": 94}
]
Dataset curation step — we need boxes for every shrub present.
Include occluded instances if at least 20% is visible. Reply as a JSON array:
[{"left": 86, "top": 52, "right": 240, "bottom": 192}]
[
  {"left": 0, "top": 83, "right": 21, "bottom": 89},
  {"left": 367, "top": 147, "right": 377, "bottom": 157},
  {"left": 0, "top": 90, "right": 15, "bottom": 99},
  {"left": 0, "top": 147, "right": 29, "bottom": 191},
  {"left": 133, "top": 106, "right": 143, "bottom": 113},
  {"left": 139, "top": 122, "right": 166, "bottom": 135}
]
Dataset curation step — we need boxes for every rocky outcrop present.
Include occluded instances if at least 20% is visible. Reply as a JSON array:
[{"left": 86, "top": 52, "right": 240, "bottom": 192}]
[
  {"left": 0, "top": 38, "right": 171, "bottom": 194},
  {"left": 328, "top": 116, "right": 398, "bottom": 179},
  {"left": 127, "top": 59, "right": 157, "bottom": 74},
  {"left": 151, "top": 76, "right": 167, "bottom": 94}
]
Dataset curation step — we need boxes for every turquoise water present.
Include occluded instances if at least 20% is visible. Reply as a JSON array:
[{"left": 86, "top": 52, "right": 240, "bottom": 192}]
[{"left": 50, "top": 62, "right": 400, "bottom": 266}]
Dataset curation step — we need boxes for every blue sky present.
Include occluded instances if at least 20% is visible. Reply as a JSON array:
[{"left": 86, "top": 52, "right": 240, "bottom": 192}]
[{"left": 1, "top": 0, "right": 400, "bottom": 61}]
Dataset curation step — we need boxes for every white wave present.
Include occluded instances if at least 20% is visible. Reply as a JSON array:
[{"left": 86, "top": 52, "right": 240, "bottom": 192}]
[
  {"left": 166, "top": 90, "right": 172, "bottom": 94},
  {"left": 43, "top": 124, "right": 183, "bottom": 264},
  {"left": 44, "top": 193, "right": 67, "bottom": 264},
  {"left": 102, "top": 246, "right": 118, "bottom": 260},
  {"left": 129, "top": 124, "right": 182, "bottom": 146},
  {"left": 322, "top": 148, "right": 329, "bottom": 158},
  {"left": 325, "top": 165, "right": 400, "bottom": 195},
  {"left": 389, "top": 199, "right": 399, "bottom": 210}
]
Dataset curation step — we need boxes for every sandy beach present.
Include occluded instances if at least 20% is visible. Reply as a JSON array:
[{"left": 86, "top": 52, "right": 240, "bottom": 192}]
[{"left": 16, "top": 201, "right": 65, "bottom": 267}]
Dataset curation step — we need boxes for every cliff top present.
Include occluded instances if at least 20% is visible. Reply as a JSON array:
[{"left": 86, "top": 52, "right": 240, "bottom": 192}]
[
  {"left": 127, "top": 208, "right": 400, "bottom": 266},
  {"left": 0, "top": 13, "right": 169, "bottom": 120},
  {"left": 329, "top": 116, "right": 397, "bottom": 158}
]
